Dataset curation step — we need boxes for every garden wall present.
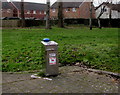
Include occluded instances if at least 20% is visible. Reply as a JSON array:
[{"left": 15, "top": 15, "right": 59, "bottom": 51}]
[
  {"left": 2, "top": 20, "right": 46, "bottom": 27},
  {"left": 2, "top": 20, "right": 21, "bottom": 27}
]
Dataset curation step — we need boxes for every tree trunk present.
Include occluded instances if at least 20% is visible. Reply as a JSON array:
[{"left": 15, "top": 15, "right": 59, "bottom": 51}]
[
  {"left": 89, "top": 2, "right": 93, "bottom": 30},
  {"left": 46, "top": 0, "right": 51, "bottom": 29},
  {"left": 21, "top": 0, "right": 25, "bottom": 27},
  {"left": 109, "top": 2, "right": 112, "bottom": 27},
  {"left": 98, "top": 18, "right": 101, "bottom": 29},
  {"left": 58, "top": 1, "right": 64, "bottom": 28}
]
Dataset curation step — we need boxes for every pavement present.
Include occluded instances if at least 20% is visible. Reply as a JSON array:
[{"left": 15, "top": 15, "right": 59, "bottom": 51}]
[{"left": 1, "top": 66, "right": 120, "bottom": 93}]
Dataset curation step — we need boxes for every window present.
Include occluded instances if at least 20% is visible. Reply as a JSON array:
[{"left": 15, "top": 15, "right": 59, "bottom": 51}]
[
  {"left": 66, "top": 8, "right": 70, "bottom": 12},
  {"left": 103, "top": 8, "right": 107, "bottom": 12},
  {"left": 7, "top": 9, "right": 11, "bottom": 13},
  {"left": 52, "top": 9, "right": 56, "bottom": 12},
  {"left": 27, "top": 10, "right": 30, "bottom": 14},
  {"left": 1, "top": 9, "right": 3, "bottom": 13},
  {"left": 72, "top": 8, "right": 76, "bottom": 12},
  {"left": 33, "top": 10, "right": 36, "bottom": 14},
  {"left": 44, "top": 11, "right": 46, "bottom": 14},
  {"left": 40, "top": 11, "right": 41, "bottom": 14}
]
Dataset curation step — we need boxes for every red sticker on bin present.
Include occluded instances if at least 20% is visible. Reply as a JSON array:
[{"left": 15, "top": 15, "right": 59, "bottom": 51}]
[{"left": 49, "top": 57, "right": 56, "bottom": 65}]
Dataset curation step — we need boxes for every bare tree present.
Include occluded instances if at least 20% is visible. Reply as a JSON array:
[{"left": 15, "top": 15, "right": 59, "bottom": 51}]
[
  {"left": 58, "top": 0, "right": 64, "bottom": 28},
  {"left": 46, "top": 0, "right": 51, "bottom": 29},
  {"left": 95, "top": 0, "right": 112, "bottom": 29},
  {"left": 97, "top": 5, "right": 106, "bottom": 29},
  {"left": 21, "top": 0, "right": 25, "bottom": 27}
]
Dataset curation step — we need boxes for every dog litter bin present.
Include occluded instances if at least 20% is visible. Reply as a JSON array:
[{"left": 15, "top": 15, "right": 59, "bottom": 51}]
[{"left": 41, "top": 38, "right": 59, "bottom": 76}]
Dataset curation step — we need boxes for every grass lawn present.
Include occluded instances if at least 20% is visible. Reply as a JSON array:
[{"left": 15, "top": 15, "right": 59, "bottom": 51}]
[{"left": 2, "top": 27, "right": 119, "bottom": 73}]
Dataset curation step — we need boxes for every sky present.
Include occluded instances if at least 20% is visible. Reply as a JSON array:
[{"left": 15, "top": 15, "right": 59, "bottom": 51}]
[{"left": 5, "top": 0, "right": 120, "bottom": 6}]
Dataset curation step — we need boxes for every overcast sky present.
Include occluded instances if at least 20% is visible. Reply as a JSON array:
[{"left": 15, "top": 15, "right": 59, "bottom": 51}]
[{"left": 5, "top": 0, "right": 120, "bottom": 6}]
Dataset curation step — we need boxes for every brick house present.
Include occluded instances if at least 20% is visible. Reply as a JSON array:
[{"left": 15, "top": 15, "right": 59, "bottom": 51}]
[
  {"left": 50, "top": 2, "right": 96, "bottom": 19},
  {"left": 2, "top": 2, "right": 47, "bottom": 19},
  {"left": 2, "top": 2, "right": 14, "bottom": 18}
]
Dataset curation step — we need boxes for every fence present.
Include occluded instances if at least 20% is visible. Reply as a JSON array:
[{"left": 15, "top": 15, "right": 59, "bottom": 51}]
[
  {"left": 2, "top": 19, "right": 120, "bottom": 27},
  {"left": 64, "top": 18, "right": 120, "bottom": 27}
]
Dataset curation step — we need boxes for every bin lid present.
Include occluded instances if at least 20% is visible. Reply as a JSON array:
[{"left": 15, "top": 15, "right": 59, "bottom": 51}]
[
  {"left": 43, "top": 38, "right": 50, "bottom": 42},
  {"left": 41, "top": 41, "right": 58, "bottom": 46}
]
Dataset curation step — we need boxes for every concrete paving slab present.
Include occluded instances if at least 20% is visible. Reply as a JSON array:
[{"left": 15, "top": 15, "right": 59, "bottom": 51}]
[{"left": 1, "top": 66, "right": 119, "bottom": 93}]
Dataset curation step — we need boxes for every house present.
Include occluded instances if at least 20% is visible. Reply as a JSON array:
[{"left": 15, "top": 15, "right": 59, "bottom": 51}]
[
  {"left": 2, "top": 2, "right": 14, "bottom": 18},
  {"left": 50, "top": 1, "right": 96, "bottom": 19},
  {"left": 95, "top": 2, "right": 120, "bottom": 19},
  {"left": 2, "top": 1, "right": 47, "bottom": 19}
]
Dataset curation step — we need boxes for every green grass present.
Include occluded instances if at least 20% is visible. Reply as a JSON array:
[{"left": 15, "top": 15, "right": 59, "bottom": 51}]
[{"left": 2, "top": 27, "right": 119, "bottom": 73}]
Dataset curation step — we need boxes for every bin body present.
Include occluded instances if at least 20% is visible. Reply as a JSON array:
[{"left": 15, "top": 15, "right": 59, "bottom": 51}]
[{"left": 41, "top": 41, "right": 59, "bottom": 76}]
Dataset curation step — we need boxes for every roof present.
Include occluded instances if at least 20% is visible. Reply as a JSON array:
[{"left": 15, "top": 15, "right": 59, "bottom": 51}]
[
  {"left": 109, "top": 4, "right": 120, "bottom": 12},
  {"left": 95, "top": 2, "right": 120, "bottom": 12},
  {"left": 12, "top": 2, "right": 47, "bottom": 11},
  {"left": 2, "top": 2, "right": 14, "bottom": 9},
  {"left": 1, "top": 0, "right": 8, "bottom": 2},
  {"left": 51, "top": 2, "right": 83, "bottom": 9}
]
